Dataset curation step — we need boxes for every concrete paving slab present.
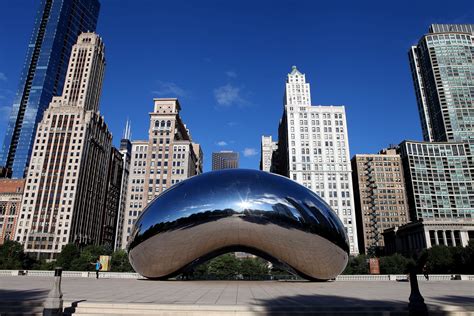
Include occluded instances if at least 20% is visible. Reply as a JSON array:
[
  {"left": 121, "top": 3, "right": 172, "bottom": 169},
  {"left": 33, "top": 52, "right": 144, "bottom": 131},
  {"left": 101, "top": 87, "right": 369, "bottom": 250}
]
[{"left": 0, "top": 276, "right": 472, "bottom": 313}]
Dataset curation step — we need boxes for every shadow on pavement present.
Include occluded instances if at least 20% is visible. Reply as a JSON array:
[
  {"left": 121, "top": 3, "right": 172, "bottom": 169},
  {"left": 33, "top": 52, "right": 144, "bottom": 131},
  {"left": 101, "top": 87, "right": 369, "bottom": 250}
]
[
  {"left": 0, "top": 289, "right": 48, "bottom": 314},
  {"left": 430, "top": 295, "right": 474, "bottom": 305},
  {"left": 255, "top": 293, "right": 470, "bottom": 315}
]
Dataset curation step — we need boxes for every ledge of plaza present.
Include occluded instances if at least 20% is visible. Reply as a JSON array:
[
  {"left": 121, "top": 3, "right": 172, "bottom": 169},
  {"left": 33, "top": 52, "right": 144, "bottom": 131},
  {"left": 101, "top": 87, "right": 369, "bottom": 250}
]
[{"left": 1, "top": 270, "right": 473, "bottom": 281}]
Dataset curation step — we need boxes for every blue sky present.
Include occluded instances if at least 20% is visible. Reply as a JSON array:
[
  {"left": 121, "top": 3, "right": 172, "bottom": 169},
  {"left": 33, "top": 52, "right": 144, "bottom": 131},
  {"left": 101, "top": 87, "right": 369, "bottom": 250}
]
[{"left": 0, "top": 0, "right": 473, "bottom": 171}]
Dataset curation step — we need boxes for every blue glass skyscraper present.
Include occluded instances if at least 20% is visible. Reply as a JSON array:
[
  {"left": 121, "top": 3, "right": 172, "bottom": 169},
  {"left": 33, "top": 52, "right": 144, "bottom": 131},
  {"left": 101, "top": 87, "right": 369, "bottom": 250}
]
[{"left": 0, "top": 0, "right": 100, "bottom": 178}]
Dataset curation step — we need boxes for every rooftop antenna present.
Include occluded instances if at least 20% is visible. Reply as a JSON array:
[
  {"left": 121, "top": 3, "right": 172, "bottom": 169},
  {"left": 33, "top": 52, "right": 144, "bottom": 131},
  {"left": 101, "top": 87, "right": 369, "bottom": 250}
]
[{"left": 123, "top": 119, "right": 131, "bottom": 140}]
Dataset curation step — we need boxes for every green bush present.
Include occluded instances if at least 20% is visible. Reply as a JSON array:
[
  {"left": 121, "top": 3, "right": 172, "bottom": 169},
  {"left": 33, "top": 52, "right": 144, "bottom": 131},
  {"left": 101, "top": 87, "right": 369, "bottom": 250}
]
[
  {"left": 0, "top": 240, "right": 27, "bottom": 269},
  {"left": 379, "top": 253, "right": 414, "bottom": 274},
  {"left": 110, "top": 249, "right": 134, "bottom": 272},
  {"left": 342, "top": 254, "right": 369, "bottom": 274}
]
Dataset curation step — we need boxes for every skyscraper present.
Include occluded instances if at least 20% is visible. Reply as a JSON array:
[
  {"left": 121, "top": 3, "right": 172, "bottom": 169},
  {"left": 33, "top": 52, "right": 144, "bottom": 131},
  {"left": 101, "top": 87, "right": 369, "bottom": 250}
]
[
  {"left": 270, "top": 66, "right": 359, "bottom": 254},
  {"left": 260, "top": 136, "right": 277, "bottom": 172},
  {"left": 14, "top": 33, "right": 112, "bottom": 259},
  {"left": 409, "top": 24, "right": 474, "bottom": 147},
  {"left": 120, "top": 98, "right": 202, "bottom": 248},
  {"left": 351, "top": 147, "right": 410, "bottom": 254},
  {"left": 399, "top": 141, "right": 474, "bottom": 222},
  {"left": 212, "top": 151, "right": 239, "bottom": 170},
  {"left": 113, "top": 123, "right": 132, "bottom": 251},
  {"left": 0, "top": 0, "right": 101, "bottom": 178},
  {"left": 384, "top": 24, "right": 474, "bottom": 256}
]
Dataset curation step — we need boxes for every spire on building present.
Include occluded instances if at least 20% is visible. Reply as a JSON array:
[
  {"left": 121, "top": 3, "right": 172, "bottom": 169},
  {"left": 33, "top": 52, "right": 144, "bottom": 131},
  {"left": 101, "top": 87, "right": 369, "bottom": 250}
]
[
  {"left": 123, "top": 119, "right": 131, "bottom": 140},
  {"left": 290, "top": 65, "right": 303, "bottom": 75}
]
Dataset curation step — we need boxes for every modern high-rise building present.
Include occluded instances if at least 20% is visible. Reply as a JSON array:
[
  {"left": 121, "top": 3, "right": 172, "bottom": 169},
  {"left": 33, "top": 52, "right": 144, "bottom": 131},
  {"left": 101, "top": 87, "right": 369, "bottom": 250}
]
[
  {"left": 409, "top": 24, "right": 474, "bottom": 147},
  {"left": 260, "top": 136, "right": 277, "bottom": 172},
  {"left": 0, "top": 179, "right": 25, "bottom": 244},
  {"left": 399, "top": 140, "right": 474, "bottom": 222},
  {"left": 14, "top": 33, "right": 113, "bottom": 259},
  {"left": 212, "top": 151, "right": 239, "bottom": 170},
  {"left": 270, "top": 66, "right": 359, "bottom": 254},
  {"left": 113, "top": 123, "right": 132, "bottom": 251},
  {"left": 385, "top": 24, "right": 474, "bottom": 255},
  {"left": 351, "top": 147, "right": 410, "bottom": 254},
  {"left": 0, "top": 0, "right": 101, "bottom": 178},
  {"left": 120, "top": 98, "right": 202, "bottom": 248},
  {"left": 101, "top": 147, "right": 125, "bottom": 249}
]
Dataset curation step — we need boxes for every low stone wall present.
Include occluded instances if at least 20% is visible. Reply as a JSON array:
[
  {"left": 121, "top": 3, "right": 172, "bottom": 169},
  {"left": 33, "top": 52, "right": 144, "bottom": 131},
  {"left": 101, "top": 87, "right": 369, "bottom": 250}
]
[
  {"left": 0, "top": 270, "right": 472, "bottom": 281},
  {"left": 1, "top": 270, "right": 145, "bottom": 279}
]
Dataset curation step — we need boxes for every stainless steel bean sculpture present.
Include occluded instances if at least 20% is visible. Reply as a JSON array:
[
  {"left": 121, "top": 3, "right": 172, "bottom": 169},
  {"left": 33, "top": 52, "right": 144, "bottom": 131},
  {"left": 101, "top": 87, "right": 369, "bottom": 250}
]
[{"left": 128, "top": 169, "right": 349, "bottom": 280}]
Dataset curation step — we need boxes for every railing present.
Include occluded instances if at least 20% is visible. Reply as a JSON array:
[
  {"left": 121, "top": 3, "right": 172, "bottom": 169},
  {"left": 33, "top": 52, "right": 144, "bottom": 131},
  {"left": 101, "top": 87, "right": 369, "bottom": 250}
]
[
  {"left": 0, "top": 270, "right": 472, "bottom": 281},
  {"left": 336, "top": 274, "right": 391, "bottom": 281}
]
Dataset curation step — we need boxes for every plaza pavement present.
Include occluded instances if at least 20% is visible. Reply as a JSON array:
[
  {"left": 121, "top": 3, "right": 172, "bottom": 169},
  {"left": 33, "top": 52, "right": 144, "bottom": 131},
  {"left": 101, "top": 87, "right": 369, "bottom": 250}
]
[{"left": 0, "top": 276, "right": 473, "bottom": 314}]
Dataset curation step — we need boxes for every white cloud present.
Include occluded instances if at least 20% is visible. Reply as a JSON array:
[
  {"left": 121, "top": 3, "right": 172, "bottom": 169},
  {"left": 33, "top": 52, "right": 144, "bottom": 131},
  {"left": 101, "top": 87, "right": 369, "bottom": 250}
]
[
  {"left": 0, "top": 73, "right": 6, "bottom": 81},
  {"left": 243, "top": 148, "right": 257, "bottom": 157},
  {"left": 214, "top": 84, "right": 250, "bottom": 108},
  {"left": 225, "top": 71, "right": 237, "bottom": 78},
  {"left": 152, "top": 81, "right": 188, "bottom": 98},
  {"left": 216, "top": 141, "right": 228, "bottom": 146}
]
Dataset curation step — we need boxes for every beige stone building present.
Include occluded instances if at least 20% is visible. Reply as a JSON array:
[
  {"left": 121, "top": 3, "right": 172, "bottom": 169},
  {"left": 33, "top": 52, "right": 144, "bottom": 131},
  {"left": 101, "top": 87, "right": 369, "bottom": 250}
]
[
  {"left": 260, "top": 135, "right": 277, "bottom": 172},
  {"left": 384, "top": 220, "right": 474, "bottom": 256},
  {"left": 270, "top": 66, "right": 359, "bottom": 254},
  {"left": 0, "top": 179, "right": 25, "bottom": 244},
  {"left": 121, "top": 98, "right": 202, "bottom": 248},
  {"left": 351, "top": 148, "right": 410, "bottom": 254},
  {"left": 14, "top": 33, "right": 114, "bottom": 259}
]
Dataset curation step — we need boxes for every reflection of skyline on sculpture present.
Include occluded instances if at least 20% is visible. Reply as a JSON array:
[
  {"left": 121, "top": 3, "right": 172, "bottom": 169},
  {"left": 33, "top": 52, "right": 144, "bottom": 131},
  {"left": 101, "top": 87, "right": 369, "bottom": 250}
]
[{"left": 128, "top": 169, "right": 349, "bottom": 281}]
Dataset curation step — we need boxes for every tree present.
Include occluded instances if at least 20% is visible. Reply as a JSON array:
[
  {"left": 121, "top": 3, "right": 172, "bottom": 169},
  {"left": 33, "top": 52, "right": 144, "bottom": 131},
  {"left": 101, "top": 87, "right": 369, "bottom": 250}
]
[
  {"left": 69, "top": 244, "right": 110, "bottom": 271},
  {"left": 110, "top": 249, "right": 134, "bottom": 272},
  {"left": 342, "top": 255, "right": 368, "bottom": 275},
  {"left": 425, "top": 245, "right": 453, "bottom": 274},
  {"left": 379, "top": 253, "right": 414, "bottom": 274},
  {"left": 239, "top": 257, "right": 269, "bottom": 279},
  {"left": 461, "top": 240, "right": 474, "bottom": 274},
  {"left": 207, "top": 254, "right": 240, "bottom": 279},
  {"left": 0, "top": 240, "right": 25, "bottom": 269},
  {"left": 56, "top": 244, "right": 80, "bottom": 270}
]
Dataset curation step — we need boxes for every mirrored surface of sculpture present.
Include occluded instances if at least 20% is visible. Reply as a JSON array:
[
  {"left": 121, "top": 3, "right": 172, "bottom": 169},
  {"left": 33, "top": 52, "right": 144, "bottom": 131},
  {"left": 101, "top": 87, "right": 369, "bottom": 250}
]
[{"left": 128, "top": 169, "right": 349, "bottom": 280}]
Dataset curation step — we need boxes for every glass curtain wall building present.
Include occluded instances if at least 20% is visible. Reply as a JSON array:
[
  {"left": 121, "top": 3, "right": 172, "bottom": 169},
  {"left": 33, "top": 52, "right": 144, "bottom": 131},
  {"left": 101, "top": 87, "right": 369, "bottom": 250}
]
[
  {"left": 409, "top": 24, "right": 474, "bottom": 148},
  {"left": 0, "top": 0, "right": 100, "bottom": 178},
  {"left": 399, "top": 140, "right": 474, "bottom": 221}
]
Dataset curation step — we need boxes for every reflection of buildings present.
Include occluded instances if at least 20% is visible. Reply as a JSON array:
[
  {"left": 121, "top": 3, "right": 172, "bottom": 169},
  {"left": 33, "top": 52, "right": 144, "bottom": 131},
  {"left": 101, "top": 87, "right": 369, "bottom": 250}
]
[
  {"left": 260, "top": 136, "right": 277, "bottom": 172},
  {"left": 212, "top": 151, "right": 239, "bottom": 170},
  {"left": 351, "top": 147, "right": 410, "bottom": 254},
  {"left": 0, "top": 0, "right": 100, "bottom": 178},
  {"left": 0, "top": 179, "right": 25, "bottom": 244},
  {"left": 121, "top": 98, "right": 202, "bottom": 248},
  {"left": 272, "top": 203, "right": 296, "bottom": 219},
  {"left": 266, "top": 66, "right": 359, "bottom": 254},
  {"left": 14, "top": 33, "right": 115, "bottom": 260}
]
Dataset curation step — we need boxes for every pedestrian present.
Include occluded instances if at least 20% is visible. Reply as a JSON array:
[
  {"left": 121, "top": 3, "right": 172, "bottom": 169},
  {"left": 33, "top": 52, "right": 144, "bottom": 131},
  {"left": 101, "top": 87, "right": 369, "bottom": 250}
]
[
  {"left": 422, "top": 263, "right": 429, "bottom": 281},
  {"left": 91, "top": 259, "right": 102, "bottom": 279}
]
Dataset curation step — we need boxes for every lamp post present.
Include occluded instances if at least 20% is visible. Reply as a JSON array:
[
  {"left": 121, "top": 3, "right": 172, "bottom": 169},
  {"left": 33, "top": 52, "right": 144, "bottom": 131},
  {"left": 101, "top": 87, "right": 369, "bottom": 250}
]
[{"left": 43, "top": 267, "right": 63, "bottom": 316}]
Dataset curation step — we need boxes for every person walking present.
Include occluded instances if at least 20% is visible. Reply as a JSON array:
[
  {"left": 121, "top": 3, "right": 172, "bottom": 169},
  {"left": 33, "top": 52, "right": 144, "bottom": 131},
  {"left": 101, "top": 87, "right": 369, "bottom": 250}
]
[
  {"left": 422, "top": 263, "right": 429, "bottom": 281},
  {"left": 91, "top": 259, "right": 102, "bottom": 279}
]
